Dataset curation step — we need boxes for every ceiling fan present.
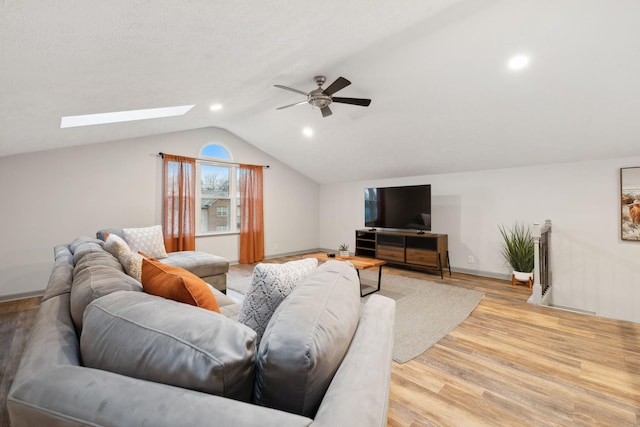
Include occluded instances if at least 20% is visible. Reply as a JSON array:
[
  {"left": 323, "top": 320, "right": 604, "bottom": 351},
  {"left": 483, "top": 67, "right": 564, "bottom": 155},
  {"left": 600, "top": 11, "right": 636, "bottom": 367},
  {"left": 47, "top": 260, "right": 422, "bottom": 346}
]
[{"left": 274, "top": 76, "right": 371, "bottom": 117}]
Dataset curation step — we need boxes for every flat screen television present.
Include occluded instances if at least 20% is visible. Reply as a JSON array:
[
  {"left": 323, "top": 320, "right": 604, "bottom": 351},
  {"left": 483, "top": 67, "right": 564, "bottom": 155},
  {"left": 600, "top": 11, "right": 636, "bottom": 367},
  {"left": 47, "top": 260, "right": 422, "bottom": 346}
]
[{"left": 364, "top": 184, "right": 431, "bottom": 231}]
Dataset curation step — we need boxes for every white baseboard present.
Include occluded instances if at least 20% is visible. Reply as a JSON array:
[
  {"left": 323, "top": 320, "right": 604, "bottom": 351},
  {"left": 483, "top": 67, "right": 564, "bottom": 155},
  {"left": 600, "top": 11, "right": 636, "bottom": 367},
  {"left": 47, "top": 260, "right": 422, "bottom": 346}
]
[
  {"left": 450, "top": 267, "right": 511, "bottom": 281},
  {"left": 549, "top": 304, "right": 595, "bottom": 315},
  {"left": 0, "top": 290, "right": 43, "bottom": 303}
]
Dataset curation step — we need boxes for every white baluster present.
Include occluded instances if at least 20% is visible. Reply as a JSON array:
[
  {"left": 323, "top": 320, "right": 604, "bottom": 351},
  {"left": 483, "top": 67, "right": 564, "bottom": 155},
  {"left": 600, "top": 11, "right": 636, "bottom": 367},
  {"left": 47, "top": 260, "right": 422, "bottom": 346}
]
[{"left": 529, "top": 223, "right": 542, "bottom": 305}]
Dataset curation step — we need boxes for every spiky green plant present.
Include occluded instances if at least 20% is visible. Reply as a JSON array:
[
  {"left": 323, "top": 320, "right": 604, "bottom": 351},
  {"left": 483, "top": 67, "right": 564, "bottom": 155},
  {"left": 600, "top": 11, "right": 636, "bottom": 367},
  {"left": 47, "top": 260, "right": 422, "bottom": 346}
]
[{"left": 498, "top": 222, "right": 534, "bottom": 273}]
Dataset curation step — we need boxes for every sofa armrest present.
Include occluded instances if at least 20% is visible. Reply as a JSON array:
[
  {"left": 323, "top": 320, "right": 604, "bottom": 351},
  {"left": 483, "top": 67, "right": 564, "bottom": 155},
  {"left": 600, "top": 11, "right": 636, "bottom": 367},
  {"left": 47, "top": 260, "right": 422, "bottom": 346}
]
[
  {"left": 9, "top": 366, "right": 314, "bottom": 427},
  {"left": 311, "top": 294, "right": 396, "bottom": 427},
  {"left": 10, "top": 294, "right": 80, "bottom": 389}
]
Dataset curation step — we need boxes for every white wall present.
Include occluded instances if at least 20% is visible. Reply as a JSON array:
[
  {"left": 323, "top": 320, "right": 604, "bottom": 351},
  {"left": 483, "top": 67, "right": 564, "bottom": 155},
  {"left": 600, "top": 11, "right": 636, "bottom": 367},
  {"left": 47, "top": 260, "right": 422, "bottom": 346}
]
[
  {"left": 319, "top": 156, "right": 640, "bottom": 323},
  {"left": 0, "top": 127, "right": 319, "bottom": 298},
  {"left": 3, "top": 126, "right": 639, "bottom": 323}
]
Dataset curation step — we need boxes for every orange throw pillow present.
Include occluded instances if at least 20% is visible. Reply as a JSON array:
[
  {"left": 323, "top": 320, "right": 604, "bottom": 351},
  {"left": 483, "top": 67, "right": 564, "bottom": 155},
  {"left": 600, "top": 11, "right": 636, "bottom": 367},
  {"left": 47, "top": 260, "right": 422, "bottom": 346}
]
[{"left": 141, "top": 258, "right": 220, "bottom": 313}]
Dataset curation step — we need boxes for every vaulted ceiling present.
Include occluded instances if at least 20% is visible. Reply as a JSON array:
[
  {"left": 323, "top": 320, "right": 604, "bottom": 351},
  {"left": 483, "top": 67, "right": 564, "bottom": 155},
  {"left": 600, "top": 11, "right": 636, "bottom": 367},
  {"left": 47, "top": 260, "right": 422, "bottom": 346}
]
[{"left": 2, "top": 1, "right": 640, "bottom": 183}]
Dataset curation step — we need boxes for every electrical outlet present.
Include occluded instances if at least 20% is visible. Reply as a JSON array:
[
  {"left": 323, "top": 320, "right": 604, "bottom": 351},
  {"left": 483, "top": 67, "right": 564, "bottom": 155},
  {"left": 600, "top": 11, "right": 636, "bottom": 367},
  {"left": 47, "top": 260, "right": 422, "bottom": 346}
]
[
  {"left": 467, "top": 255, "right": 475, "bottom": 264},
  {"left": 273, "top": 243, "right": 279, "bottom": 250}
]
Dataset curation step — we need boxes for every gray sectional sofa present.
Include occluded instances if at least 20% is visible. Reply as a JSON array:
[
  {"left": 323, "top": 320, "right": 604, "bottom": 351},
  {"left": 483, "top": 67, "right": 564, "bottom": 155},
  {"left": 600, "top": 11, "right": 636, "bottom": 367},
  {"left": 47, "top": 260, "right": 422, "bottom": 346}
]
[
  {"left": 7, "top": 236, "right": 396, "bottom": 427},
  {"left": 96, "top": 227, "right": 230, "bottom": 293}
]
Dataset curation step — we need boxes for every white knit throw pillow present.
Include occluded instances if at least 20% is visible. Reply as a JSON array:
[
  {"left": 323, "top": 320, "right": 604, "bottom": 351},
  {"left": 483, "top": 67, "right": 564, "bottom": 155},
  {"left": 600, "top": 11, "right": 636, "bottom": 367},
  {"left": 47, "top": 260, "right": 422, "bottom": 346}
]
[
  {"left": 123, "top": 225, "right": 168, "bottom": 259},
  {"left": 239, "top": 258, "right": 318, "bottom": 345}
]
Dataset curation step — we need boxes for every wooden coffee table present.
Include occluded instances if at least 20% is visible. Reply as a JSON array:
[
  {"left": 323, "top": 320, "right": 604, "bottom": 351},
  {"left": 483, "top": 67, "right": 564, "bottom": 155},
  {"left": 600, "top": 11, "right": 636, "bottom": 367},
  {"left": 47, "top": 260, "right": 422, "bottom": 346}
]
[{"left": 302, "top": 252, "right": 386, "bottom": 297}]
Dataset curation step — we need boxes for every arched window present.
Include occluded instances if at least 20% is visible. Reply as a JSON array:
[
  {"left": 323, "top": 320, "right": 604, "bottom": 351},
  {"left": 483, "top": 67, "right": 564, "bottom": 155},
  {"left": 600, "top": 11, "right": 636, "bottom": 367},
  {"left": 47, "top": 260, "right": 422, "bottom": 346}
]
[
  {"left": 200, "top": 143, "right": 231, "bottom": 160},
  {"left": 197, "top": 143, "right": 239, "bottom": 235}
]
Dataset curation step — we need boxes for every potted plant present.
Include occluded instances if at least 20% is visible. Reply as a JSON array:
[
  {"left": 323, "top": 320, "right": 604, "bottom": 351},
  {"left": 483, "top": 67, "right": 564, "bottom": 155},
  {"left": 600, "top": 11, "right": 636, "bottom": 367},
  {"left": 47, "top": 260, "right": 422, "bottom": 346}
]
[
  {"left": 338, "top": 243, "right": 350, "bottom": 258},
  {"left": 498, "top": 222, "right": 534, "bottom": 282}
]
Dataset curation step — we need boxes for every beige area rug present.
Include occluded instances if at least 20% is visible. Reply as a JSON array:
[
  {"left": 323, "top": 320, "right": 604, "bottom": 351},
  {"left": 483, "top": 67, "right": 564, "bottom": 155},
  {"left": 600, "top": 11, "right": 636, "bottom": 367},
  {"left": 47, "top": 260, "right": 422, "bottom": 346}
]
[
  {"left": 358, "top": 269, "right": 484, "bottom": 363},
  {"left": 227, "top": 270, "right": 484, "bottom": 364}
]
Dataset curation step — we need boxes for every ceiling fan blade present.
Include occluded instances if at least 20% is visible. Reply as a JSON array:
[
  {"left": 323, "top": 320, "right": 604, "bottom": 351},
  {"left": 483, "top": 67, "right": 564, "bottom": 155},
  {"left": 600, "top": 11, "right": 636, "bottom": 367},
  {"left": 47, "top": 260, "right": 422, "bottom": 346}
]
[
  {"left": 332, "top": 97, "right": 372, "bottom": 107},
  {"left": 323, "top": 77, "right": 351, "bottom": 96},
  {"left": 274, "top": 84, "right": 309, "bottom": 96},
  {"left": 276, "top": 101, "right": 308, "bottom": 110},
  {"left": 321, "top": 106, "right": 332, "bottom": 117}
]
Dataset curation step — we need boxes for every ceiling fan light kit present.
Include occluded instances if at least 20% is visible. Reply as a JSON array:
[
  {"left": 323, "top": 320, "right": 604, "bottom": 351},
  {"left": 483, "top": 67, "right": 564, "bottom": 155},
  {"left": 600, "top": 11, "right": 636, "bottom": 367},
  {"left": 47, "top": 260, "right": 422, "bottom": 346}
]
[
  {"left": 308, "top": 94, "right": 332, "bottom": 109},
  {"left": 274, "top": 75, "right": 371, "bottom": 117}
]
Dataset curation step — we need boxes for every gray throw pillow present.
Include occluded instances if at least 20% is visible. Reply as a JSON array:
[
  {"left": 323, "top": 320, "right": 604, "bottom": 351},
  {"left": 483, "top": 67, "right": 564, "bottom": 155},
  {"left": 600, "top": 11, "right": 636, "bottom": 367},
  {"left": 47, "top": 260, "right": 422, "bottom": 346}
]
[
  {"left": 238, "top": 258, "right": 317, "bottom": 345},
  {"left": 81, "top": 291, "right": 257, "bottom": 402},
  {"left": 254, "top": 260, "right": 361, "bottom": 417},
  {"left": 70, "top": 264, "right": 142, "bottom": 332}
]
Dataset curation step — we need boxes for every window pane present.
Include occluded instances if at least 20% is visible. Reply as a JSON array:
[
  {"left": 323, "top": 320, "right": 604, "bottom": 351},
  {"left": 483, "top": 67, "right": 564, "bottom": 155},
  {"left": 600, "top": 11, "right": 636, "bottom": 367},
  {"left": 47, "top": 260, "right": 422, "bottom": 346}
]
[
  {"left": 201, "top": 198, "right": 231, "bottom": 232},
  {"left": 236, "top": 168, "right": 241, "bottom": 230},
  {"left": 201, "top": 165, "right": 229, "bottom": 197},
  {"left": 200, "top": 164, "right": 231, "bottom": 233}
]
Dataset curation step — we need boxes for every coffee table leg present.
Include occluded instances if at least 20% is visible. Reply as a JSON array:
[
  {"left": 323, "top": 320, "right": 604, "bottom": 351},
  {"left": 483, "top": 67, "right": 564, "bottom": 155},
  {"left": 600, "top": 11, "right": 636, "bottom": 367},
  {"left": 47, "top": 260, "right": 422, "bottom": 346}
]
[{"left": 360, "top": 265, "right": 383, "bottom": 297}]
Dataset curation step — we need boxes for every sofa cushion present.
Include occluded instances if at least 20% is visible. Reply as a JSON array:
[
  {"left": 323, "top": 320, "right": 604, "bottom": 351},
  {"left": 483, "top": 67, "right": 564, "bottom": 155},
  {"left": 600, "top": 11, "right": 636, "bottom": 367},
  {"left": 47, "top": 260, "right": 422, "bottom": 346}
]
[
  {"left": 70, "top": 264, "right": 142, "bottom": 331},
  {"left": 254, "top": 260, "right": 361, "bottom": 417},
  {"left": 238, "top": 258, "right": 317, "bottom": 345},
  {"left": 103, "top": 232, "right": 143, "bottom": 281},
  {"left": 123, "top": 225, "right": 168, "bottom": 259},
  {"left": 96, "top": 227, "right": 124, "bottom": 241},
  {"left": 71, "top": 240, "right": 107, "bottom": 265},
  {"left": 74, "top": 251, "right": 124, "bottom": 275},
  {"left": 208, "top": 285, "right": 237, "bottom": 310},
  {"left": 160, "top": 251, "right": 229, "bottom": 277},
  {"left": 69, "top": 236, "right": 105, "bottom": 254},
  {"left": 80, "top": 291, "right": 257, "bottom": 402},
  {"left": 141, "top": 257, "right": 220, "bottom": 313}
]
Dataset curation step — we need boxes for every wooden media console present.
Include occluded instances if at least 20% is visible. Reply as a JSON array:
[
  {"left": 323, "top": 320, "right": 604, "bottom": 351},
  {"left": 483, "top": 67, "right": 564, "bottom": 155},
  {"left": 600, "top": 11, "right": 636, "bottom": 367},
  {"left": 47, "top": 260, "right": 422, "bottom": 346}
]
[{"left": 355, "top": 229, "right": 450, "bottom": 278}]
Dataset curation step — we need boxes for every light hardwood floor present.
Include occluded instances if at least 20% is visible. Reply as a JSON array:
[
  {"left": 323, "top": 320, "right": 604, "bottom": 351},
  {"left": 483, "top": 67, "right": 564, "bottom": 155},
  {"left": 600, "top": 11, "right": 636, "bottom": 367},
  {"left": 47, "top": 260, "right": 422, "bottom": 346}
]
[{"left": 2, "top": 256, "right": 639, "bottom": 426}]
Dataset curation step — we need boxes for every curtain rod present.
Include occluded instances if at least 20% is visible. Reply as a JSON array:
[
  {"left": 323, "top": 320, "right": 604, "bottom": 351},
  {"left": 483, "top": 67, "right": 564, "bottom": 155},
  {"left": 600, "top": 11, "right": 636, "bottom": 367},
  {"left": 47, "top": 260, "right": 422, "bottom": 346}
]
[{"left": 158, "top": 152, "right": 269, "bottom": 169}]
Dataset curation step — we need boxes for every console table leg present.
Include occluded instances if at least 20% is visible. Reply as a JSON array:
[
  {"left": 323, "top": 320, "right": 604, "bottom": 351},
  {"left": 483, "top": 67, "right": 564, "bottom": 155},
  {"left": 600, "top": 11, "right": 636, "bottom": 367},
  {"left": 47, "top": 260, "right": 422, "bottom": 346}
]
[{"left": 359, "top": 266, "right": 383, "bottom": 297}]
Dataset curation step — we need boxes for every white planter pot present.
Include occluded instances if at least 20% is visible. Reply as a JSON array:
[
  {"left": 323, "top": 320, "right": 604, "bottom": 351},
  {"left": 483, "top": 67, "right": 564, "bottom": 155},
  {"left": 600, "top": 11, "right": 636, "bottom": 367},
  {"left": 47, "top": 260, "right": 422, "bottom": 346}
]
[
  {"left": 513, "top": 271, "right": 533, "bottom": 282},
  {"left": 339, "top": 250, "right": 349, "bottom": 257}
]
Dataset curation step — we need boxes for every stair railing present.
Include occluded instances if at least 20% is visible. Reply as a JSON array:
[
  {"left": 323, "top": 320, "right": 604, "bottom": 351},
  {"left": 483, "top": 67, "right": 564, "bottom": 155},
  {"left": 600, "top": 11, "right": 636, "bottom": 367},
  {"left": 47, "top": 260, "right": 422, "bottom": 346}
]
[{"left": 528, "top": 220, "right": 552, "bottom": 305}]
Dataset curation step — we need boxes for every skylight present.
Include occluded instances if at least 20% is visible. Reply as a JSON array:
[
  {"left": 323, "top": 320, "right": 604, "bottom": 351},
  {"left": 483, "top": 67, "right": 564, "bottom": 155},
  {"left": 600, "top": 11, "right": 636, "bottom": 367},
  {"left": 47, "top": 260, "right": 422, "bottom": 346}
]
[{"left": 60, "top": 105, "right": 195, "bottom": 128}]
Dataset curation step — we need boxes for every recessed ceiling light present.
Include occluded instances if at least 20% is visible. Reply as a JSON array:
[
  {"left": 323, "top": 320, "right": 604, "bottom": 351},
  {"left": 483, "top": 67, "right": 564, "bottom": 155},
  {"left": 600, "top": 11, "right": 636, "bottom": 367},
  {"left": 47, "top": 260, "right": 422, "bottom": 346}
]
[
  {"left": 507, "top": 54, "right": 530, "bottom": 70},
  {"left": 302, "top": 127, "right": 313, "bottom": 137},
  {"left": 60, "top": 105, "right": 194, "bottom": 128},
  {"left": 209, "top": 103, "right": 223, "bottom": 112}
]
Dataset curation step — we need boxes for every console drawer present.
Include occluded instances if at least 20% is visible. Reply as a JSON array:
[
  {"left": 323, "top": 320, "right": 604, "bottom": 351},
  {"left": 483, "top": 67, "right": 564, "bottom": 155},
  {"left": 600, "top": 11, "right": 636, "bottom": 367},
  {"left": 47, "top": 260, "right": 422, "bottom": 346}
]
[
  {"left": 377, "top": 245, "right": 405, "bottom": 263},
  {"left": 406, "top": 248, "right": 438, "bottom": 267}
]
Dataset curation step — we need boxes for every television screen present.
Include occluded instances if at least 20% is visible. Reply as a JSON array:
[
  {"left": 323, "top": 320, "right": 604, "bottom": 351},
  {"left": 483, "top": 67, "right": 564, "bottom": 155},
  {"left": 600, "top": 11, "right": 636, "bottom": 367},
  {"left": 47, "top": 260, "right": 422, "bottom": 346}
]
[{"left": 364, "top": 184, "right": 431, "bottom": 231}]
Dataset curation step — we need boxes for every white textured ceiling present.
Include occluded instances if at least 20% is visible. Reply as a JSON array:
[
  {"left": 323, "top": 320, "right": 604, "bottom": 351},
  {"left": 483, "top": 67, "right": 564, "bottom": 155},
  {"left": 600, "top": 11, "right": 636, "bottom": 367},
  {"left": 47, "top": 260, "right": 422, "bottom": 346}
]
[{"left": 2, "top": 1, "right": 640, "bottom": 183}]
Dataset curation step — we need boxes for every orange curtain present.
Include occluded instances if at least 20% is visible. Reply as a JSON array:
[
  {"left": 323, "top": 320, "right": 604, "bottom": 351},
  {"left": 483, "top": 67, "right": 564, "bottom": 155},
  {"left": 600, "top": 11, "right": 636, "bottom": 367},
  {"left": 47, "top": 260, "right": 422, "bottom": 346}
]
[
  {"left": 163, "top": 154, "right": 196, "bottom": 252},
  {"left": 239, "top": 164, "right": 264, "bottom": 264}
]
